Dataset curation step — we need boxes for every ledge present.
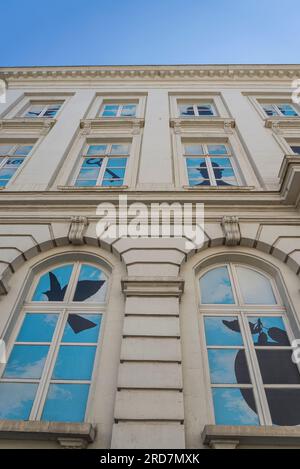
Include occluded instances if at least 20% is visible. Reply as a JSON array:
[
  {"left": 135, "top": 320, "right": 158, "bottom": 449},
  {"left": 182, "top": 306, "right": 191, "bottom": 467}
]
[
  {"left": 202, "top": 425, "right": 300, "bottom": 448},
  {"left": 265, "top": 116, "right": 300, "bottom": 132},
  {"left": 279, "top": 154, "right": 300, "bottom": 205},
  {"left": 183, "top": 185, "right": 255, "bottom": 192},
  {"left": 0, "top": 420, "right": 96, "bottom": 448},
  {"left": 170, "top": 117, "right": 235, "bottom": 133},
  {"left": 0, "top": 118, "right": 56, "bottom": 132},
  {"left": 80, "top": 118, "right": 144, "bottom": 133},
  {"left": 121, "top": 276, "right": 184, "bottom": 298},
  {"left": 57, "top": 185, "right": 128, "bottom": 191}
]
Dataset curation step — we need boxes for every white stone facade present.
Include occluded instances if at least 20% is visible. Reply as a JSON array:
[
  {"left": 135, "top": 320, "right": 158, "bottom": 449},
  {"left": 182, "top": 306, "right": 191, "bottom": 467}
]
[{"left": 0, "top": 65, "right": 300, "bottom": 448}]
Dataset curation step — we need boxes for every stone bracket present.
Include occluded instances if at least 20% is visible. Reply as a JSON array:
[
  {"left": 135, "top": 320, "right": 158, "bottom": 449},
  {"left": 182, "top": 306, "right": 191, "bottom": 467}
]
[
  {"left": 68, "top": 216, "right": 89, "bottom": 245},
  {"left": 221, "top": 216, "right": 241, "bottom": 246}
]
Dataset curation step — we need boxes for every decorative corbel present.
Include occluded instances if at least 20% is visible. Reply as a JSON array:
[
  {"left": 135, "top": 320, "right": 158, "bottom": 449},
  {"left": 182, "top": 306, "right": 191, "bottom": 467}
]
[
  {"left": 79, "top": 121, "right": 92, "bottom": 135},
  {"left": 68, "top": 216, "right": 89, "bottom": 245},
  {"left": 221, "top": 216, "right": 241, "bottom": 246}
]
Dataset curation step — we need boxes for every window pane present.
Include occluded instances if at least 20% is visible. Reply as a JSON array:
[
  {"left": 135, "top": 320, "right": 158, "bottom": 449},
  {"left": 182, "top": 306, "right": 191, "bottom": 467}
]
[
  {"left": 106, "top": 157, "right": 127, "bottom": 167},
  {"left": 87, "top": 145, "right": 107, "bottom": 155},
  {"left": 17, "top": 313, "right": 59, "bottom": 342},
  {"left": 265, "top": 389, "right": 300, "bottom": 426},
  {"left": 256, "top": 350, "right": 300, "bottom": 384},
  {"left": 62, "top": 314, "right": 101, "bottom": 343},
  {"left": 277, "top": 104, "right": 298, "bottom": 116},
  {"left": 0, "top": 167, "right": 16, "bottom": 180},
  {"left": 121, "top": 104, "right": 136, "bottom": 117},
  {"left": 291, "top": 145, "right": 300, "bottom": 155},
  {"left": 82, "top": 157, "right": 103, "bottom": 168},
  {"left": 73, "top": 264, "right": 107, "bottom": 302},
  {"left": 208, "top": 349, "right": 250, "bottom": 384},
  {"left": 102, "top": 105, "right": 118, "bottom": 117},
  {"left": 32, "top": 264, "right": 73, "bottom": 302},
  {"left": 207, "top": 144, "right": 228, "bottom": 155},
  {"left": 41, "top": 383, "right": 89, "bottom": 422},
  {"left": 25, "top": 105, "right": 44, "bottom": 117},
  {"left": 43, "top": 105, "right": 61, "bottom": 117},
  {"left": 0, "top": 383, "right": 38, "bottom": 420},
  {"left": 262, "top": 104, "right": 277, "bottom": 116},
  {"left": 200, "top": 266, "right": 235, "bottom": 304},
  {"left": 215, "top": 168, "right": 237, "bottom": 186},
  {"left": 110, "top": 144, "right": 130, "bottom": 155},
  {"left": 212, "top": 388, "right": 259, "bottom": 425},
  {"left": 248, "top": 316, "right": 290, "bottom": 346},
  {"left": 104, "top": 167, "right": 125, "bottom": 180},
  {"left": 52, "top": 345, "right": 96, "bottom": 380},
  {"left": 236, "top": 266, "right": 276, "bottom": 304},
  {"left": 74, "top": 179, "right": 97, "bottom": 187},
  {"left": 204, "top": 316, "right": 243, "bottom": 346},
  {"left": 3, "top": 345, "right": 49, "bottom": 379},
  {"left": 13, "top": 145, "right": 33, "bottom": 156},
  {"left": 0, "top": 144, "right": 14, "bottom": 155},
  {"left": 197, "top": 104, "right": 214, "bottom": 116},
  {"left": 102, "top": 179, "right": 124, "bottom": 187},
  {"left": 179, "top": 105, "right": 195, "bottom": 116},
  {"left": 184, "top": 144, "right": 203, "bottom": 155},
  {"left": 77, "top": 168, "right": 100, "bottom": 180}
]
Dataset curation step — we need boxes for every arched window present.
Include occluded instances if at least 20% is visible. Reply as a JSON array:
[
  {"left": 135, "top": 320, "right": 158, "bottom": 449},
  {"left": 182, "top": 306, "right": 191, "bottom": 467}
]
[
  {"left": 199, "top": 263, "right": 300, "bottom": 427},
  {"left": 0, "top": 261, "right": 108, "bottom": 422}
]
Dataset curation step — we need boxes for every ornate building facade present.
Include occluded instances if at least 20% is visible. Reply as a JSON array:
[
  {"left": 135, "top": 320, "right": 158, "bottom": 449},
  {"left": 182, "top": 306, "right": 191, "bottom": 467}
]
[{"left": 0, "top": 64, "right": 300, "bottom": 449}]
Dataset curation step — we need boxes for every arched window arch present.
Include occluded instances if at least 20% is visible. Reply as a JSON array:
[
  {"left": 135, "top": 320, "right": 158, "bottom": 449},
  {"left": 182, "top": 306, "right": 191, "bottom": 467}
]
[
  {"left": 0, "top": 261, "right": 108, "bottom": 423},
  {"left": 199, "top": 262, "right": 300, "bottom": 427}
]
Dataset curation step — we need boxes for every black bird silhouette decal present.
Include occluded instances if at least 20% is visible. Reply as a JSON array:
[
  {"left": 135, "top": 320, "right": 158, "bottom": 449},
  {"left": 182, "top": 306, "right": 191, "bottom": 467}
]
[
  {"left": 223, "top": 318, "right": 300, "bottom": 425},
  {"left": 67, "top": 314, "right": 97, "bottom": 334},
  {"left": 43, "top": 271, "right": 105, "bottom": 303},
  {"left": 43, "top": 272, "right": 68, "bottom": 301}
]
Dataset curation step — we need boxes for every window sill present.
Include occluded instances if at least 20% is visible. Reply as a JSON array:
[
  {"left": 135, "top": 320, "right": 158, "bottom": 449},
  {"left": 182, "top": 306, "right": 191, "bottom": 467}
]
[
  {"left": 202, "top": 425, "right": 300, "bottom": 449},
  {"left": 183, "top": 185, "right": 255, "bottom": 191},
  {"left": 0, "top": 117, "right": 56, "bottom": 132},
  {"left": 265, "top": 116, "right": 300, "bottom": 131},
  {"left": 170, "top": 117, "right": 235, "bottom": 132},
  {"left": 58, "top": 185, "right": 128, "bottom": 191},
  {"left": 80, "top": 118, "right": 144, "bottom": 132},
  {"left": 0, "top": 420, "right": 96, "bottom": 448}
]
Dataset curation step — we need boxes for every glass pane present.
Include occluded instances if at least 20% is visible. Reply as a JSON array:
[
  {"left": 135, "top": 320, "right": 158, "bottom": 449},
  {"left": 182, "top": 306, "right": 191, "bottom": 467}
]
[
  {"left": 215, "top": 168, "right": 237, "bottom": 186},
  {"left": 73, "top": 264, "right": 107, "bottom": 302},
  {"left": 189, "top": 178, "right": 211, "bottom": 186},
  {"left": 52, "top": 345, "right": 96, "bottom": 380},
  {"left": 4, "top": 157, "right": 25, "bottom": 168},
  {"left": 0, "top": 168, "right": 16, "bottom": 180},
  {"left": 110, "top": 144, "right": 130, "bottom": 155},
  {"left": 277, "top": 104, "right": 298, "bottom": 117},
  {"left": 248, "top": 316, "right": 290, "bottom": 346},
  {"left": 104, "top": 168, "right": 125, "bottom": 180},
  {"left": 0, "top": 383, "right": 38, "bottom": 420},
  {"left": 77, "top": 168, "right": 100, "bottom": 180},
  {"left": 121, "top": 104, "right": 136, "bottom": 117},
  {"left": 204, "top": 316, "right": 243, "bottom": 346},
  {"left": 207, "top": 144, "right": 228, "bottom": 155},
  {"left": 0, "top": 180, "right": 7, "bottom": 187},
  {"left": 208, "top": 349, "right": 250, "bottom": 384},
  {"left": 3, "top": 345, "right": 49, "bottom": 379},
  {"left": 32, "top": 264, "right": 73, "bottom": 302},
  {"left": 82, "top": 157, "right": 103, "bottom": 168},
  {"left": 102, "top": 105, "right": 118, "bottom": 117},
  {"left": 0, "top": 144, "right": 14, "bottom": 155},
  {"left": 74, "top": 179, "right": 97, "bottom": 187},
  {"left": 262, "top": 104, "right": 277, "bottom": 116},
  {"left": 211, "top": 157, "right": 232, "bottom": 168},
  {"left": 17, "top": 313, "right": 59, "bottom": 342},
  {"left": 212, "top": 388, "right": 259, "bottom": 425},
  {"left": 62, "top": 314, "right": 101, "bottom": 342},
  {"left": 184, "top": 144, "right": 203, "bottom": 155},
  {"left": 106, "top": 157, "right": 127, "bottom": 168},
  {"left": 43, "top": 105, "right": 61, "bottom": 117},
  {"left": 41, "top": 383, "right": 89, "bottom": 422},
  {"left": 265, "top": 389, "right": 300, "bottom": 426},
  {"left": 200, "top": 266, "right": 235, "bottom": 304},
  {"left": 102, "top": 179, "right": 124, "bottom": 187},
  {"left": 25, "top": 105, "right": 44, "bottom": 117},
  {"left": 256, "top": 350, "right": 300, "bottom": 384},
  {"left": 197, "top": 104, "right": 214, "bottom": 116},
  {"left": 291, "top": 145, "right": 300, "bottom": 155},
  {"left": 179, "top": 105, "right": 195, "bottom": 116},
  {"left": 13, "top": 145, "right": 33, "bottom": 156},
  {"left": 236, "top": 266, "right": 276, "bottom": 305},
  {"left": 87, "top": 145, "right": 107, "bottom": 155},
  {"left": 186, "top": 157, "right": 206, "bottom": 167}
]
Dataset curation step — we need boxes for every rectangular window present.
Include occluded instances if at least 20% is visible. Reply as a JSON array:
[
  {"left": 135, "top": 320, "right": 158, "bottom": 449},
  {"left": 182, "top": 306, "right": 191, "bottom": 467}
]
[
  {"left": 184, "top": 143, "right": 238, "bottom": 187},
  {"left": 74, "top": 143, "right": 130, "bottom": 187},
  {"left": 23, "top": 103, "right": 62, "bottom": 118},
  {"left": 262, "top": 103, "right": 298, "bottom": 117},
  {"left": 179, "top": 103, "right": 216, "bottom": 117},
  {"left": 290, "top": 145, "right": 300, "bottom": 155},
  {"left": 0, "top": 144, "right": 33, "bottom": 187},
  {"left": 100, "top": 103, "right": 137, "bottom": 117}
]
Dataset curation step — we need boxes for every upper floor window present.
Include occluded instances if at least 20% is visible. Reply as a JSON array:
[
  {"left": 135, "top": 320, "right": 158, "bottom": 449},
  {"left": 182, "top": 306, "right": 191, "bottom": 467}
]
[
  {"left": 199, "top": 263, "right": 300, "bottom": 427},
  {"left": 184, "top": 143, "right": 238, "bottom": 187},
  {"left": 23, "top": 102, "right": 62, "bottom": 118},
  {"left": 0, "top": 261, "right": 108, "bottom": 422},
  {"left": 74, "top": 143, "right": 130, "bottom": 187},
  {"left": 261, "top": 103, "right": 299, "bottom": 117},
  {"left": 0, "top": 143, "right": 33, "bottom": 187},
  {"left": 179, "top": 103, "right": 216, "bottom": 117},
  {"left": 100, "top": 103, "right": 137, "bottom": 118},
  {"left": 290, "top": 145, "right": 300, "bottom": 155}
]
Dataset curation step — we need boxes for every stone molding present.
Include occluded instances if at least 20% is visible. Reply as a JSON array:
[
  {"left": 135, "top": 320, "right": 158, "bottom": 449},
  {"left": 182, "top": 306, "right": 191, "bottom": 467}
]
[
  {"left": 121, "top": 277, "right": 184, "bottom": 298},
  {"left": 170, "top": 117, "right": 235, "bottom": 134},
  {"left": 80, "top": 118, "right": 144, "bottom": 134},
  {"left": 1, "top": 65, "right": 300, "bottom": 81},
  {"left": 0, "top": 118, "right": 56, "bottom": 134},
  {"left": 279, "top": 155, "right": 300, "bottom": 206},
  {"left": 265, "top": 116, "right": 300, "bottom": 134},
  {"left": 68, "top": 216, "right": 89, "bottom": 245},
  {"left": 221, "top": 216, "right": 241, "bottom": 246}
]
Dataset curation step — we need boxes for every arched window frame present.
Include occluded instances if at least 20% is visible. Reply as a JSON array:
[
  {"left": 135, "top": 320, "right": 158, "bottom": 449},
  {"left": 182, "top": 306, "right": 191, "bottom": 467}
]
[
  {"left": 0, "top": 257, "right": 111, "bottom": 423},
  {"left": 197, "top": 261, "right": 300, "bottom": 427}
]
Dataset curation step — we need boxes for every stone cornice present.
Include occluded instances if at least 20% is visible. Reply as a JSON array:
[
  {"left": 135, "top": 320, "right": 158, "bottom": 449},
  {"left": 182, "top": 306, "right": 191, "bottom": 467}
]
[
  {"left": 0, "top": 117, "right": 56, "bottom": 133},
  {"left": 80, "top": 117, "right": 144, "bottom": 133},
  {"left": 170, "top": 117, "right": 235, "bottom": 133},
  {"left": 1, "top": 64, "right": 300, "bottom": 82}
]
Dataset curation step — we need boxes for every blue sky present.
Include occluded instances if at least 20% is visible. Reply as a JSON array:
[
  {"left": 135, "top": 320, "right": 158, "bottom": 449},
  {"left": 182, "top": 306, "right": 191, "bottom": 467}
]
[{"left": 1, "top": 0, "right": 299, "bottom": 66}]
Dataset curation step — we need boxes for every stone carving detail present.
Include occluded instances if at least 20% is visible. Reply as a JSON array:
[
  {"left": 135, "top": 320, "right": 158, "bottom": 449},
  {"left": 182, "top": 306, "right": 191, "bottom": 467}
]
[
  {"left": 221, "top": 216, "right": 241, "bottom": 246},
  {"left": 68, "top": 216, "right": 89, "bottom": 245}
]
